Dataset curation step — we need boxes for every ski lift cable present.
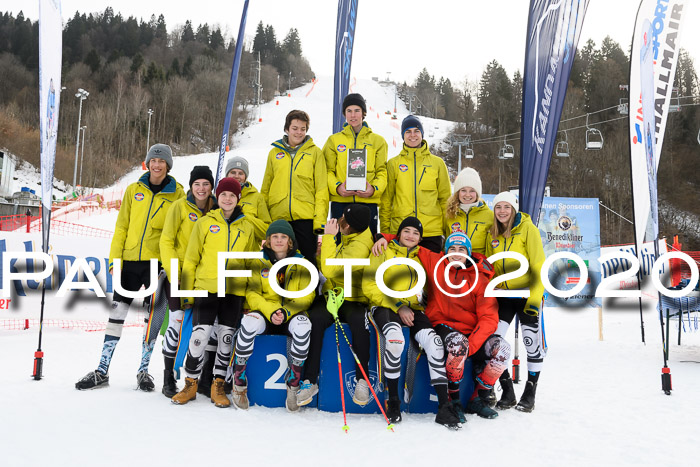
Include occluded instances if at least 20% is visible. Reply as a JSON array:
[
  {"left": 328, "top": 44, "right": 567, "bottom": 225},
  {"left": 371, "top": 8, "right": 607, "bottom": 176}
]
[{"left": 599, "top": 201, "right": 633, "bottom": 225}]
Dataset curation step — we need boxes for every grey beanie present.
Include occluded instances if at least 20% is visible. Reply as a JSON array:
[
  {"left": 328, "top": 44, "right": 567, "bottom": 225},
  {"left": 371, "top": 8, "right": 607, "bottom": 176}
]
[
  {"left": 145, "top": 144, "right": 173, "bottom": 170},
  {"left": 225, "top": 156, "right": 249, "bottom": 179}
]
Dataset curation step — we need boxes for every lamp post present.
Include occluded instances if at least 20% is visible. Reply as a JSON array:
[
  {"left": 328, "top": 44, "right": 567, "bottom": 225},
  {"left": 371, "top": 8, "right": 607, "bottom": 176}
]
[
  {"left": 79, "top": 126, "right": 87, "bottom": 187},
  {"left": 288, "top": 71, "right": 291, "bottom": 93},
  {"left": 73, "top": 88, "right": 89, "bottom": 188},
  {"left": 147, "top": 108, "right": 154, "bottom": 152}
]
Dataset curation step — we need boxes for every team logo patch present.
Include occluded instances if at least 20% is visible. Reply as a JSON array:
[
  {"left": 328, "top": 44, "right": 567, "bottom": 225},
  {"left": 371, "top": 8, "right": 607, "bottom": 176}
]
[
  {"left": 491, "top": 239, "right": 500, "bottom": 248},
  {"left": 451, "top": 222, "right": 461, "bottom": 232},
  {"left": 134, "top": 193, "right": 145, "bottom": 201},
  {"left": 399, "top": 164, "right": 408, "bottom": 172},
  {"left": 209, "top": 225, "right": 220, "bottom": 234},
  {"left": 261, "top": 268, "right": 270, "bottom": 278},
  {"left": 275, "top": 152, "right": 285, "bottom": 159},
  {"left": 337, "top": 144, "right": 347, "bottom": 152},
  {"left": 558, "top": 216, "right": 572, "bottom": 231},
  {"left": 188, "top": 213, "right": 198, "bottom": 222}
]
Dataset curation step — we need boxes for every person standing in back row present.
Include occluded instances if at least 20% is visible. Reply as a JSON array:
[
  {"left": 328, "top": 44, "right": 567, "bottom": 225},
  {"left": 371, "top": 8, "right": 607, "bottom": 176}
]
[
  {"left": 261, "top": 110, "right": 328, "bottom": 267},
  {"left": 381, "top": 115, "right": 451, "bottom": 253},
  {"left": 323, "top": 93, "right": 387, "bottom": 238}
]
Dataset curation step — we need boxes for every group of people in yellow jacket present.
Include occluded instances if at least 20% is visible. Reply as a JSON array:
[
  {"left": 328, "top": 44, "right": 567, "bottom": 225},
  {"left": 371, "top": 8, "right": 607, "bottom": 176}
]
[{"left": 75, "top": 92, "right": 546, "bottom": 430}]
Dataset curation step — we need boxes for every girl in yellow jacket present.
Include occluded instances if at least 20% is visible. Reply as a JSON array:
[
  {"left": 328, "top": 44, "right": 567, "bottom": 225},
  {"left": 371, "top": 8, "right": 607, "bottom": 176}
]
[
  {"left": 159, "top": 166, "right": 216, "bottom": 398},
  {"left": 380, "top": 116, "right": 451, "bottom": 253},
  {"left": 232, "top": 220, "right": 315, "bottom": 413},
  {"left": 76, "top": 144, "right": 185, "bottom": 391},
  {"left": 444, "top": 167, "right": 493, "bottom": 255},
  {"left": 363, "top": 217, "right": 450, "bottom": 425},
  {"left": 171, "top": 178, "right": 261, "bottom": 408},
  {"left": 322, "top": 93, "right": 388, "bottom": 237},
  {"left": 226, "top": 156, "right": 270, "bottom": 245},
  {"left": 485, "top": 192, "right": 546, "bottom": 413},
  {"left": 298, "top": 204, "right": 374, "bottom": 408},
  {"left": 261, "top": 110, "right": 328, "bottom": 266}
]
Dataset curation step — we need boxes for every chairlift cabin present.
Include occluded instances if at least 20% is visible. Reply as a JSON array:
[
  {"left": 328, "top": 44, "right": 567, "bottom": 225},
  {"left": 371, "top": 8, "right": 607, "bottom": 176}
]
[
  {"left": 464, "top": 146, "right": 474, "bottom": 159},
  {"left": 499, "top": 140, "right": 515, "bottom": 159},
  {"left": 585, "top": 113, "right": 604, "bottom": 150},
  {"left": 556, "top": 131, "right": 570, "bottom": 157},
  {"left": 618, "top": 98, "right": 629, "bottom": 115}
]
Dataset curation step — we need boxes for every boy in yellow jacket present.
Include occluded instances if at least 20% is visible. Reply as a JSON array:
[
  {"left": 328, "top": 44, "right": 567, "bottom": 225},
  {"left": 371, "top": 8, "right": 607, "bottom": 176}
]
[
  {"left": 380, "top": 116, "right": 451, "bottom": 253},
  {"left": 363, "top": 217, "right": 451, "bottom": 425},
  {"left": 159, "top": 166, "right": 216, "bottom": 398},
  {"left": 76, "top": 144, "right": 185, "bottom": 391},
  {"left": 323, "top": 93, "right": 387, "bottom": 237},
  {"left": 232, "top": 220, "right": 315, "bottom": 412},
  {"left": 171, "top": 178, "right": 262, "bottom": 408},
  {"left": 298, "top": 204, "right": 374, "bottom": 407},
  {"left": 261, "top": 110, "right": 328, "bottom": 266}
]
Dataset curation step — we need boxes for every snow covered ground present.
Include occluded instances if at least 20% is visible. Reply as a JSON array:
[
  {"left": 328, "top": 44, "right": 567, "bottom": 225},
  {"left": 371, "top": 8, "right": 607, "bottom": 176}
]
[
  {"left": 2, "top": 306, "right": 699, "bottom": 466},
  {"left": 2, "top": 77, "right": 700, "bottom": 466}
]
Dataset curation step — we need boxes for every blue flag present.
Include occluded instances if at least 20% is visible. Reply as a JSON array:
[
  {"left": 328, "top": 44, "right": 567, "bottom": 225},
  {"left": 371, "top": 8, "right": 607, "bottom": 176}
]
[
  {"left": 215, "top": 0, "right": 250, "bottom": 185},
  {"left": 332, "top": 0, "right": 359, "bottom": 133},
  {"left": 519, "top": 0, "right": 589, "bottom": 221}
]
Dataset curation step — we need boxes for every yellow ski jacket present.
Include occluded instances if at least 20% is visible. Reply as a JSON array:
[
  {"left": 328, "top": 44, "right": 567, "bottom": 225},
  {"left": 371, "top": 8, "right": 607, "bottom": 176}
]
[
  {"left": 380, "top": 142, "right": 451, "bottom": 237},
  {"left": 261, "top": 136, "right": 328, "bottom": 232},
  {"left": 322, "top": 122, "right": 388, "bottom": 204},
  {"left": 320, "top": 228, "right": 373, "bottom": 303},
  {"left": 444, "top": 201, "right": 494, "bottom": 255},
  {"left": 363, "top": 240, "right": 424, "bottom": 312},
  {"left": 109, "top": 172, "right": 185, "bottom": 269}
]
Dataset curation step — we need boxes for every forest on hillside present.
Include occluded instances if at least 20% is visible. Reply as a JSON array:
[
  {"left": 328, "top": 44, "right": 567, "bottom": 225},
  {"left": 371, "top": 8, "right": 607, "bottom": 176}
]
[{"left": 0, "top": 9, "right": 313, "bottom": 187}]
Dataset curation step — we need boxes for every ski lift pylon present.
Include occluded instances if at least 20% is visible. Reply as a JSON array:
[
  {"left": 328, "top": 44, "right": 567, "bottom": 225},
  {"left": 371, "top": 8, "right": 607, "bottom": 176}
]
[
  {"left": 585, "top": 113, "right": 603, "bottom": 150},
  {"left": 556, "top": 130, "right": 570, "bottom": 157}
]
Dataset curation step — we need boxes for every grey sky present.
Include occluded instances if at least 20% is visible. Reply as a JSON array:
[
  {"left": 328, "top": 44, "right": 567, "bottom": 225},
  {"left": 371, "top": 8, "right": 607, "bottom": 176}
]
[{"left": 4, "top": 0, "right": 699, "bottom": 86}]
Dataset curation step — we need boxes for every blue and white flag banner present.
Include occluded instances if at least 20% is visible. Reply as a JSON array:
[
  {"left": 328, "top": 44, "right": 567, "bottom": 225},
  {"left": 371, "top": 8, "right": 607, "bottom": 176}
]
[
  {"left": 519, "top": 0, "right": 589, "bottom": 221},
  {"left": 629, "top": 0, "right": 688, "bottom": 246},
  {"left": 39, "top": 0, "right": 62, "bottom": 254},
  {"left": 215, "top": 0, "right": 250, "bottom": 185},
  {"left": 332, "top": 0, "right": 358, "bottom": 134}
]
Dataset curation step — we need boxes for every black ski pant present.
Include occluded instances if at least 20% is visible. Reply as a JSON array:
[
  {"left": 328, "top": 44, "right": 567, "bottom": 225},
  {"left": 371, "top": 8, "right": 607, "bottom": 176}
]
[
  {"left": 304, "top": 296, "right": 369, "bottom": 384},
  {"left": 289, "top": 219, "right": 318, "bottom": 268},
  {"left": 113, "top": 260, "right": 159, "bottom": 305}
]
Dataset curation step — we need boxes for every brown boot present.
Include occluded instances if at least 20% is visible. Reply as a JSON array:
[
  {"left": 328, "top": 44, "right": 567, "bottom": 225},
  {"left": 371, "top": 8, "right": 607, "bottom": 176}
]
[
  {"left": 232, "top": 383, "right": 249, "bottom": 410},
  {"left": 171, "top": 377, "right": 197, "bottom": 405},
  {"left": 211, "top": 378, "right": 231, "bottom": 408}
]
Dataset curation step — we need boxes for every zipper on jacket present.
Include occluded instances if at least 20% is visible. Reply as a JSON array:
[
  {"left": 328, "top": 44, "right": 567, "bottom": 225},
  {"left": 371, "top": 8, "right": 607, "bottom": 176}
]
[
  {"left": 150, "top": 200, "right": 165, "bottom": 219},
  {"left": 288, "top": 151, "right": 295, "bottom": 220},
  {"left": 501, "top": 237, "right": 514, "bottom": 290},
  {"left": 418, "top": 167, "right": 426, "bottom": 185},
  {"left": 413, "top": 154, "right": 418, "bottom": 217},
  {"left": 138, "top": 191, "right": 156, "bottom": 260}
]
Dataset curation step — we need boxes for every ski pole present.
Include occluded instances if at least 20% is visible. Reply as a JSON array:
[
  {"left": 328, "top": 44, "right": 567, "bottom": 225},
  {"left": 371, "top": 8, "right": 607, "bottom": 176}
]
[
  {"left": 335, "top": 321, "right": 349, "bottom": 432},
  {"left": 512, "top": 314, "right": 520, "bottom": 384},
  {"left": 336, "top": 318, "right": 395, "bottom": 432}
]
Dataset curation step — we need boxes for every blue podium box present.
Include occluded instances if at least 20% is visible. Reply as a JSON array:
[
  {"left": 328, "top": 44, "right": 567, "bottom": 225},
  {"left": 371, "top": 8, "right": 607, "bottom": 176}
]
[
  {"left": 243, "top": 325, "right": 474, "bottom": 413},
  {"left": 244, "top": 334, "right": 318, "bottom": 408}
]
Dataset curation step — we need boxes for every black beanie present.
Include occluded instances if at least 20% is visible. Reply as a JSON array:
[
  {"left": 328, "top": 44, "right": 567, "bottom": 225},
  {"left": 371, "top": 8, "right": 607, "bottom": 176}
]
[
  {"left": 189, "top": 165, "right": 214, "bottom": 188},
  {"left": 342, "top": 93, "right": 367, "bottom": 114},
  {"left": 401, "top": 115, "right": 424, "bottom": 138},
  {"left": 343, "top": 204, "right": 371, "bottom": 233},
  {"left": 397, "top": 216, "right": 423, "bottom": 237}
]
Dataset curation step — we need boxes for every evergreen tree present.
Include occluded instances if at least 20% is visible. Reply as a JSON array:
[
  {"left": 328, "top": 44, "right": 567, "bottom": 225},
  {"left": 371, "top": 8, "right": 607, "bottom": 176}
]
[
  {"left": 181, "top": 20, "right": 195, "bottom": 42},
  {"left": 84, "top": 49, "right": 101, "bottom": 73}
]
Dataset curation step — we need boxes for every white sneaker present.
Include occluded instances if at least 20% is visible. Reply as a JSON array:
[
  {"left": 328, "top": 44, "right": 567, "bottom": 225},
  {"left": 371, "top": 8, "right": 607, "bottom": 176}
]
[
  {"left": 353, "top": 378, "right": 371, "bottom": 406},
  {"left": 286, "top": 384, "right": 300, "bottom": 412},
  {"left": 232, "top": 384, "right": 249, "bottom": 410},
  {"left": 296, "top": 379, "right": 319, "bottom": 406}
]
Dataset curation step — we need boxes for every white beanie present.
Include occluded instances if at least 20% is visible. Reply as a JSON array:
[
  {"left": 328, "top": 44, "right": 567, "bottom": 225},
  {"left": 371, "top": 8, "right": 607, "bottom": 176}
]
[
  {"left": 453, "top": 168, "right": 482, "bottom": 199},
  {"left": 493, "top": 191, "right": 519, "bottom": 213}
]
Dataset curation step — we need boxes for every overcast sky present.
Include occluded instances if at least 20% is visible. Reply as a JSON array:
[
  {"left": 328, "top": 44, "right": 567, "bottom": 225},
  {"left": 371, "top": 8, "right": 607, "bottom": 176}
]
[{"left": 4, "top": 0, "right": 699, "bottom": 86}]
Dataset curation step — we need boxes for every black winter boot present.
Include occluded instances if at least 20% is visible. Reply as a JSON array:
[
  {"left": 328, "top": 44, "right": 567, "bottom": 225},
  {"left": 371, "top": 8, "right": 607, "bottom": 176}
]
[
  {"left": 515, "top": 381, "right": 537, "bottom": 413},
  {"left": 162, "top": 369, "right": 178, "bottom": 398},
  {"left": 436, "top": 402, "right": 462, "bottom": 430},
  {"left": 197, "top": 351, "right": 215, "bottom": 397},
  {"left": 483, "top": 387, "right": 497, "bottom": 408},
  {"left": 465, "top": 390, "right": 498, "bottom": 419},
  {"left": 497, "top": 374, "right": 517, "bottom": 410},
  {"left": 386, "top": 397, "right": 402, "bottom": 424}
]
